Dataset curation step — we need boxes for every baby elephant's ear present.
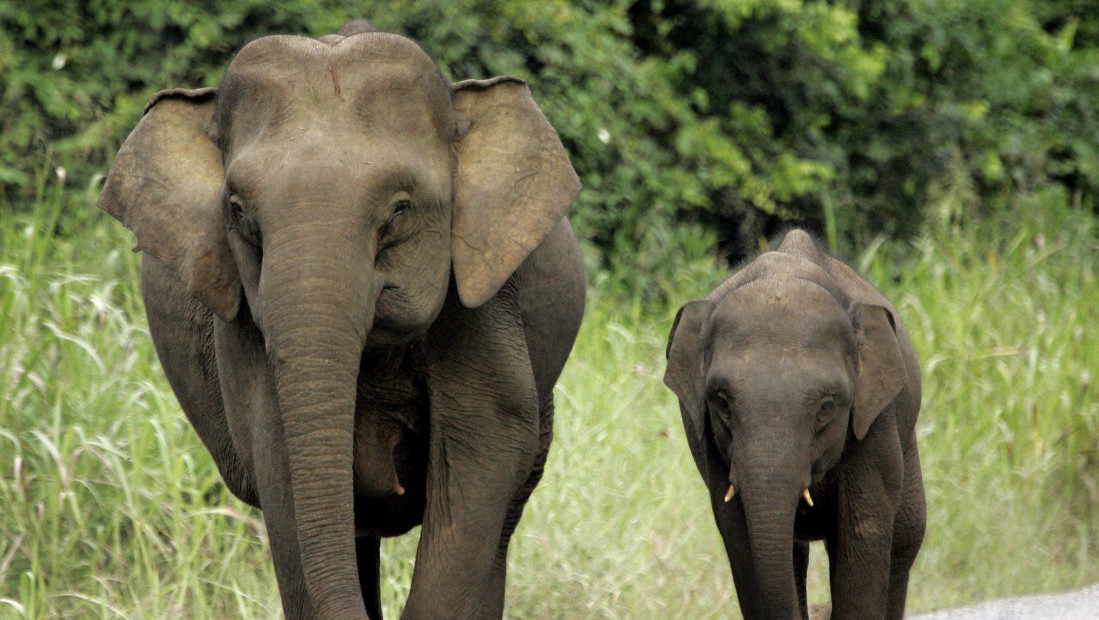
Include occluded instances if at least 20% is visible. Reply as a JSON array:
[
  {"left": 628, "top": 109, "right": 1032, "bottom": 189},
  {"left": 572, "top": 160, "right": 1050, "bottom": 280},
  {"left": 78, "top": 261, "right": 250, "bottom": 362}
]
[
  {"left": 451, "top": 76, "right": 581, "bottom": 308},
  {"left": 98, "top": 88, "right": 240, "bottom": 321},
  {"left": 665, "top": 299, "right": 714, "bottom": 444},
  {"left": 850, "top": 302, "right": 907, "bottom": 440}
]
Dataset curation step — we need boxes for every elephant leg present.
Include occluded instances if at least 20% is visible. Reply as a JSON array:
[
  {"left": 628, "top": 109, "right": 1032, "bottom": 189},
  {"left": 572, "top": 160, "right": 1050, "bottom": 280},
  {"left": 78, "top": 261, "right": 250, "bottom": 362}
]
[
  {"left": 793, "top": 540, "right": 810, "bottom": 620},
  {"left": 404, "top": 411, "right": 537, "bottom": 619},
  {"left": 694, "top": 424, "right": 762, "bottom": 619},
  {"left": 826, "top": 421, "right": 904, "bottom": 619},
  {"left": 479, "top": 393, "right": 555, "bottom": 619},
  {"left": 710, "top": 495, "right": 762, "bottom": 619},
  {"left": 479, "top": 536, "right": 511, "bottom": 620},
  {"left": 404, "top": 288, "right": 540, "bottom": 619},
  {"left": 357, "top": 536, "right": 383, "bottom": 620},
  {"left": 887, "top": 442, "right": 926, "bottom": 620},
  {"left": 259, "top": 466, "right": 316, "bottom": 619},
  {"left": 141, "top": 255, "right": 258, "bottom": 506},
  {"left": 826, "top": 505, "right": 896, "bottom": 618},
  {"left": 213, "top": 317, "right": 318, "bottom": 619},
  {"left": 826, "top": 515, "right": 895, "bottom": 620},
  {"left": 254, "top": 409, "right": 317, "bottom": 619}
]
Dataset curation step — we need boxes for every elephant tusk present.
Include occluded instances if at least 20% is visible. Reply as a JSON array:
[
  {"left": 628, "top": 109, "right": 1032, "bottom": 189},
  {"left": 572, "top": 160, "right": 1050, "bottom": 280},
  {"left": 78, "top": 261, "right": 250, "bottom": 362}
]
[
  {"left": 802, "top": 488, "right": 814, "bottom": 507},
  {"left": 724, "top": 484, "right": 736, "bottom": 503}
]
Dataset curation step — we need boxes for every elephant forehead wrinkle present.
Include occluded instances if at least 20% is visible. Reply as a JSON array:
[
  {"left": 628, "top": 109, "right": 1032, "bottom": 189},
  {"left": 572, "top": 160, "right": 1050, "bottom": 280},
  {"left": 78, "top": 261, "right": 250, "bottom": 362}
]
[
  {"left": 709, "top": 298, "right": 853, "bottom": 374},
  {"left": 723, "top": 277, "right": 847, "bottom": 325},
  {"left": 222, "top": 44, "right": 454, "bottom": 146},
  {"left": 353, "top": 84, "right": 454, "bottom": 142},
  {"left": 747, "top": 274, "right": 832, "bottom": 303},
  {"left": 216, "top": 76, "right": 289, "bottom": 147}
]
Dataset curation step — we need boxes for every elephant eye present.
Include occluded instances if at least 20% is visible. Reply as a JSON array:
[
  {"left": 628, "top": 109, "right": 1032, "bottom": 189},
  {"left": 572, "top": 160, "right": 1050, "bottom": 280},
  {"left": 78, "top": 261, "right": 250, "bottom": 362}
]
[
  {"left": 228, "top": 196, "right": 260, "bottom": 246},
  {"left": 709, "top": 389, "right": 734, "bottom": 421},
  {"left": 815, "top": 396, "right": 836, "bottom": 429},
  {"left": 391, "top": 199, "right": 412, "bottom": 219},
  {"left": 380, "top": 199, "right": 413, "bottom": 244},
  {"left": 229, "top": 196, "right": 245, "bottom": 222}
]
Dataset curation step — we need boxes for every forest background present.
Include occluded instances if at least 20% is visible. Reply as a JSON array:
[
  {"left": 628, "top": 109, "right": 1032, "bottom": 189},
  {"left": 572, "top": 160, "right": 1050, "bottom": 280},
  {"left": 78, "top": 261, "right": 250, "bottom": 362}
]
[{"left": 1, "top": 1, "right": 1097, "bottom": 617}]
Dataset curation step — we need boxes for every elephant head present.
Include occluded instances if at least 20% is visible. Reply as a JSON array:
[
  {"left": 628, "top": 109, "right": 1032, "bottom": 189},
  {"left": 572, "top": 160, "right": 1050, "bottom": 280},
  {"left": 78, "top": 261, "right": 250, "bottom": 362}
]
[
  {"left": 99, "top": 31, "right": 578, "bottom": 617},
  {"left": 664, "top": 236, "right": 907, "bottom": 618}
]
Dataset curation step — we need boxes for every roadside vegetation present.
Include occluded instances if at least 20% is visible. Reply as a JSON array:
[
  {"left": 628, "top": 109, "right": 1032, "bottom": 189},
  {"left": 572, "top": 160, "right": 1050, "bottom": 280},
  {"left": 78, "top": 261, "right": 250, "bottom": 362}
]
[{"left": 1, "top": 179, "right": 1095, "bottom": 618}]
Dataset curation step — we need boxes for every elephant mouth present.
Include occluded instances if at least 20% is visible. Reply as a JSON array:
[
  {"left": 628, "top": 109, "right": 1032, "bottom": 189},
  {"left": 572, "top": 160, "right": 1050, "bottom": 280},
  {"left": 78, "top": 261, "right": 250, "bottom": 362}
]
[
  {"left": 370, "top": 284, "right": 424, "bottom": 345},
  {"left": 371, "top": 258, "right": 450, "bottom": 346}
]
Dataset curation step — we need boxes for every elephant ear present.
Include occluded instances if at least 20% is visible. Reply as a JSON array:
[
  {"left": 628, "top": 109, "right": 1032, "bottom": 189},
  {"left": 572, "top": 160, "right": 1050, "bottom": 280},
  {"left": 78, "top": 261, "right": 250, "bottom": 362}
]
[
  {"left": 451, "top": 76, "right": 581, "bottom": 308},
  {"left": 665, "top": 299, "right": 715, "bottom": 445},
  {"left": 98, "top": 88, "right": 240, "bottom": 321},
  {"left": 850, "top": 302, "right": 907, "bottom": 440}
]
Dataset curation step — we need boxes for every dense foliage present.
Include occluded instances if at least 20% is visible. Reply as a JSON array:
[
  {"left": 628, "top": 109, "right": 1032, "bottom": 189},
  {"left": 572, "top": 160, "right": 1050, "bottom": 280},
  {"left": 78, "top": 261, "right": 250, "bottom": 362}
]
[{"left": 2, "top": 0, "right": 1097, "bottom": 279}]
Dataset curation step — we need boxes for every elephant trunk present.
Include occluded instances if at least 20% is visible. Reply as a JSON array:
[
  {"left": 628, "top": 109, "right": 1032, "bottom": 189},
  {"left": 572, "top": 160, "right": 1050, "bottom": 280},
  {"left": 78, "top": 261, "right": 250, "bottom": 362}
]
[
  {"left": 735, "top": 438, "right": 809, "bottom": 620},
  {"left": 260, "top": 228, "right": 376, "bottom": 617}
]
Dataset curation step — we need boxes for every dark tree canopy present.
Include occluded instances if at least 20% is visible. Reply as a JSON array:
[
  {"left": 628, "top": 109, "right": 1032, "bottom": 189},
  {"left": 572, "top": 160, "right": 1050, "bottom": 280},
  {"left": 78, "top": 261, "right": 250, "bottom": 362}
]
[{"left": 3, "top": 0, "right": 1096, "bottom": 293}]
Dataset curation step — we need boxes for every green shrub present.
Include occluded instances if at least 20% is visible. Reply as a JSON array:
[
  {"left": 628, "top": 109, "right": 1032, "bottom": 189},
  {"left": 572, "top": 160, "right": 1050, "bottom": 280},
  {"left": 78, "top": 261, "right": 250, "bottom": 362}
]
[
  {"left": 0, "top": 0, "right": 371, "bottom": 195},
  {"left": 626, "top": 0, "right": 1099, "bottom": 253}
]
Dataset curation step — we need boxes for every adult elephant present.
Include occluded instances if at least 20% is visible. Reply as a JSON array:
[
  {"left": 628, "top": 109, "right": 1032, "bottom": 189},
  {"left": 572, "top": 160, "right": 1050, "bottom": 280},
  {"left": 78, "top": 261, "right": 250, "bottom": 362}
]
[{"left": 98, "top": 21, "right": 584, "bottom": 620}]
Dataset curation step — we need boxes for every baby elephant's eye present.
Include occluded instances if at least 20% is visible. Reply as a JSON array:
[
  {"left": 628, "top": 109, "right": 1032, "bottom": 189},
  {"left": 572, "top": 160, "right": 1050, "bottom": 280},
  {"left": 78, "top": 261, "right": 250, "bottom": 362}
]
[
  {"left": 709, "top": 389, "right": 733, "bottom": 421},
  {"left": 815, "top": 396, "right": 836, "bottom": 429}
]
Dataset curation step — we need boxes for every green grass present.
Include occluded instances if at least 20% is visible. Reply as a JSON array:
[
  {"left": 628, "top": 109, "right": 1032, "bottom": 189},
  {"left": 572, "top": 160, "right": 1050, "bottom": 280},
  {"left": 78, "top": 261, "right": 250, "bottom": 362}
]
[
  {"left": 879, "top": 195, "right": 1099, "bottom": 607},
  {"left": 1, "top": 181, "right": 1097, "bottom": 618}
]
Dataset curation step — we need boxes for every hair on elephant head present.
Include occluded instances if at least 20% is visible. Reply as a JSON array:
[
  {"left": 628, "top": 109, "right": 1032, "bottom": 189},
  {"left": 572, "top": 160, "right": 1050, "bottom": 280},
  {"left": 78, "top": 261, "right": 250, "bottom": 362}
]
[
  {"left": 664, "top": 229, "right": 926, "bottom": 620},
  {"left": 100, "top": 22, "right": 585, "bottom": 620}
]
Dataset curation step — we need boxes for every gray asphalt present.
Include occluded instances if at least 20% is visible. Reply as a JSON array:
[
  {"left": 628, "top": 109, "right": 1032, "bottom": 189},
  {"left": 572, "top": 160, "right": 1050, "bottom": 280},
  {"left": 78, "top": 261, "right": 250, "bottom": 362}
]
[{"left": 909, "top": 584, "right": 1099, "bottom": 619}]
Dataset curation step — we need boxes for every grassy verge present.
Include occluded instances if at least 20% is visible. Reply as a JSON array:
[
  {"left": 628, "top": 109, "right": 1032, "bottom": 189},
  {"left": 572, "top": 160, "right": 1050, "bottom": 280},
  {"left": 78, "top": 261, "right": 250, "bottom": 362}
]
[
  {"left": 882, "top": 194, "right": 1099, "bottom": 607},
  {"left": 1, "top": 182, "right": 1096, "bottom": 617}
]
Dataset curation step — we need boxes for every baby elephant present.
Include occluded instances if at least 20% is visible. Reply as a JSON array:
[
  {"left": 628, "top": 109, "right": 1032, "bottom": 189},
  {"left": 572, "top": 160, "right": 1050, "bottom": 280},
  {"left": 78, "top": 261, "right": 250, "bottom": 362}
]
[{"left": 664, "top": 229, "right": 925, "bottom": 620}]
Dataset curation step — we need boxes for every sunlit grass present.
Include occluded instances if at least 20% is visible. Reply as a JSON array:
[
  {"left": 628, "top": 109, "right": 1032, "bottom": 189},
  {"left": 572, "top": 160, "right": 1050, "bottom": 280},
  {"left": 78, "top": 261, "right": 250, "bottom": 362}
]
[
  {"left": 1, "top": 182, "right": 1096, "bottom": 617},
  {"left": 881, "top": 198, "right": 1099, "bottom": 608}
]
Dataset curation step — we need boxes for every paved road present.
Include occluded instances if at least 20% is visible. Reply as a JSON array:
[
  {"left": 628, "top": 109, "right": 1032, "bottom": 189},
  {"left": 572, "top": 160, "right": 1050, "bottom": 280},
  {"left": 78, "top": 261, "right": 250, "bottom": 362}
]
[{"left": 910, "top": 584, "right": 1099, "bottom": 619}]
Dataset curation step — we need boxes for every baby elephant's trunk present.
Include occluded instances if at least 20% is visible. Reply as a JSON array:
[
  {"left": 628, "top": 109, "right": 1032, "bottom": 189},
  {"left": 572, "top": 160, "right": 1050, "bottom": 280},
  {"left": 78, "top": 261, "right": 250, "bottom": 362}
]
[{"left": 734, "top": 438, "right": 810, "bottom": 620}]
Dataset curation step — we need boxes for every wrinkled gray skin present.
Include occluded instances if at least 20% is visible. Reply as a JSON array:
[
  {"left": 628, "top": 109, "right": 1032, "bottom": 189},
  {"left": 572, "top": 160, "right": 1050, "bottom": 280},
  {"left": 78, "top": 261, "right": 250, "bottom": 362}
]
[
  {"left": 664, "top": 230, "right": 925, "bottom": 620},
  {"left": 99, "top": 21, "right": 584, "bottom": 620}
]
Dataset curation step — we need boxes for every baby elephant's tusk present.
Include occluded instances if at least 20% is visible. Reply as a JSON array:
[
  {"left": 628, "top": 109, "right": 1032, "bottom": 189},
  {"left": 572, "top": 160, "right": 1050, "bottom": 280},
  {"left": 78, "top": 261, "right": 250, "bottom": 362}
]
[
  {"left": 802, "top": 488, "right": 814, "bottom": 507},
  {"left": 724, "top": 484, "right": 736, "bottom": 502}
]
